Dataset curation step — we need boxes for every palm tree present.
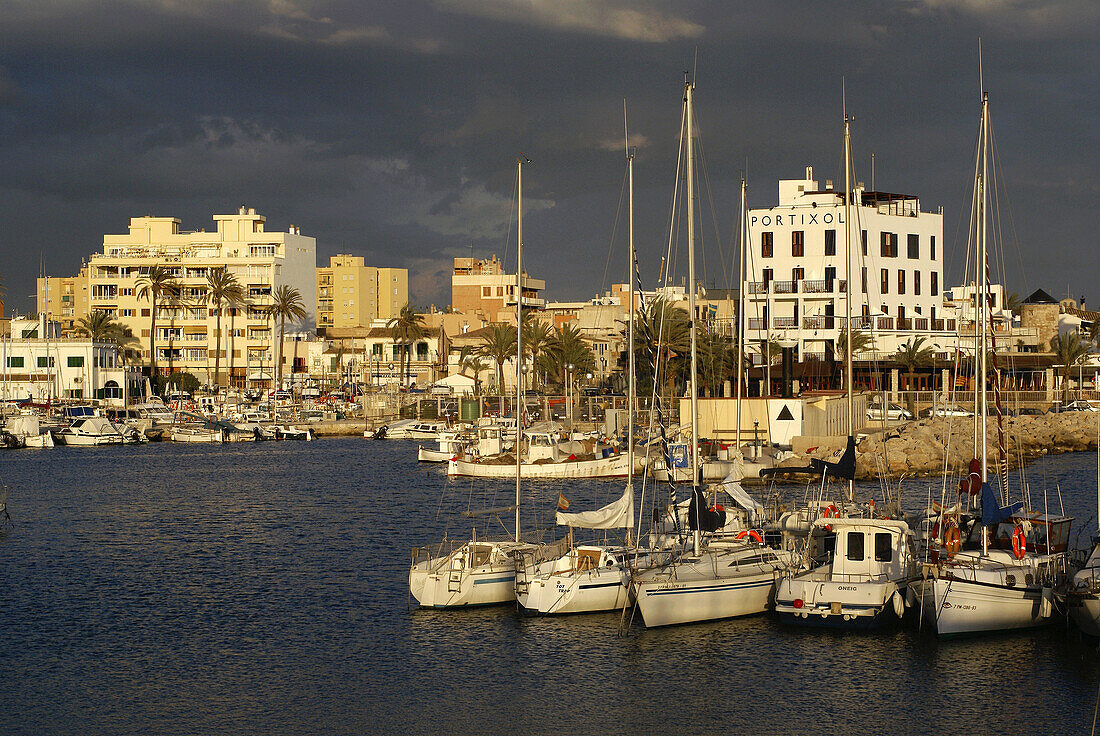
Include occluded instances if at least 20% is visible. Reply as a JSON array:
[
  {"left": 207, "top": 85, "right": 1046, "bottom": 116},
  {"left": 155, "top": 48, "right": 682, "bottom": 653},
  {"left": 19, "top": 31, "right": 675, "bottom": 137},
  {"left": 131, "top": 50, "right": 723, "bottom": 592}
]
[
  {"left": 894, "top": 336, "right": 935, "bottom": 413},
  {"left": 1005, "top": 292, "right": 1024, "bottom": 319},
  {"left": 75, "top": 311, "right": 124, "bottom": 341},
  {"left": 522, "top": 317, "right": 554, "bottom": 391},
  {"left": 479, "top": 322, "right": 517, "bottom": 415},
  {"left": 835, "top": 326, "right": 874, "bottom": 390},
  {"left": 387, "top": 304, "right": 427, "bottom": 388},
  {"left": 698, "top": 327, "right": 736, "bottom": 397},
  {"left": 463, "top": 355, "right": 488, "bottom": 397},
  {"left": 1050, "top": 332, "right": 1092, "bottom": 403},
  {"left": 541, "top": 322, "right": 596, "bottom": 390},
  {"left": 633, "top": 297, "right": 691, "bottom": 398},
  {"left": 135, "top": 265, "right": 180, "bottom": 378},
  {"left": 266, "top": 285, "right": 307, "bottom": 394},
  {"left": 204, "top": 268, "right": 244, "bottom": 390}
]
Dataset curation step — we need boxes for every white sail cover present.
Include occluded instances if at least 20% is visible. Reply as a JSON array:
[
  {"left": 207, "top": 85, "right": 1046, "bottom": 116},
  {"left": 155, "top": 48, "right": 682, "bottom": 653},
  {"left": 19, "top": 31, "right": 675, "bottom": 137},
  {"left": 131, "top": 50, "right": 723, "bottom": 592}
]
[
  {"left": 555, "top": 486, "right": 635, "bottom": 529},
  {"left": 718, "top": 472, "right": 764, "bottom": 517}
]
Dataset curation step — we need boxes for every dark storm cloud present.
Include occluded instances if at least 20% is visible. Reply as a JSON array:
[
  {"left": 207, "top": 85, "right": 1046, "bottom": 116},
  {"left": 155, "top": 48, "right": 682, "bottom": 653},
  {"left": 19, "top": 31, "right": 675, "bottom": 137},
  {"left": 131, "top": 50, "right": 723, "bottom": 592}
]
[{"left": 0, "top": 0, "right": 1095, "bottom": 313}]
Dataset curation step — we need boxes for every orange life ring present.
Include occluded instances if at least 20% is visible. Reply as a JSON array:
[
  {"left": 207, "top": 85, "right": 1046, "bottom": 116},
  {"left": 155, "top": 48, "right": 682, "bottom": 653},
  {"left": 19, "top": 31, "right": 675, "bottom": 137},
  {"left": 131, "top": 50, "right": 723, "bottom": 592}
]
[
  {"left": 1011, "top": 524, "right": 1026, "bottom": 560},
  {"left": 944, "top": 522, "right": 962, "bottom": 557},
  {"left": 736, "top": 529, "right": 764, "bottom": 544},
  {"left": 824, "top": 504, "right": 840, "bottom": 519}
]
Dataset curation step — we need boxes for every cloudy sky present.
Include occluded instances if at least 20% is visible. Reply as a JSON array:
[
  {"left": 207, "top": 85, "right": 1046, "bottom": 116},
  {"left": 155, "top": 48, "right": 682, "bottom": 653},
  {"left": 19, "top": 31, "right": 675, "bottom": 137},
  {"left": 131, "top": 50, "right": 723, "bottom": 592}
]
[{"left": 0, "top": 0, "right": 1096, "bottom": 314}]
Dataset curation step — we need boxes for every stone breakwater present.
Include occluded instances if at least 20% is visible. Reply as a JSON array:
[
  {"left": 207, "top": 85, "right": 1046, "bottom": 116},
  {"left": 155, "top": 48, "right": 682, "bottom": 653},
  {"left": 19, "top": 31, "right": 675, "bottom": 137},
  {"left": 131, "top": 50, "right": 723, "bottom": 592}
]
[{"left": 784, "top": 412, "right": 1100, "bottom": 480}]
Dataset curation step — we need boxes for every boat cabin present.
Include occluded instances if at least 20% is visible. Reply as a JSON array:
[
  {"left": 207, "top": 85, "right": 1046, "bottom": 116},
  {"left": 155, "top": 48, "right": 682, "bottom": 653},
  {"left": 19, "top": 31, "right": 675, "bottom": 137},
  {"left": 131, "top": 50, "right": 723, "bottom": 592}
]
[{"left": 813, "top": 517, "right": 913, "bottom": 581}]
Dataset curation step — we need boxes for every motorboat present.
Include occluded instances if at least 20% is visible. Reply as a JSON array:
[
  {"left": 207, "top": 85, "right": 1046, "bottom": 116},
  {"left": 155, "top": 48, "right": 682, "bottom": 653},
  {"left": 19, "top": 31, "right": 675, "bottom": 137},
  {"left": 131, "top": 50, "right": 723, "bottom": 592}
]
[
  {"left": 54, "top": 417, "right": 124, "bottom": 446},
  {"left": 4, "top": 414, "right": 54, "bottom": 448},
  {"left": 774, "top": 516, "right": 916, "bottom": 628},
  {"left": 372, "top": 419, "right": 445, "bottom": 440},
  {"left": 274, "top": 425, "right": 314, "bottom": 441},
  {"left": 418, "top": 426, "right": 475, "bottom": 462},
  {"left": 1065, "top": 541, "right": 1100, "bottom": 637}
]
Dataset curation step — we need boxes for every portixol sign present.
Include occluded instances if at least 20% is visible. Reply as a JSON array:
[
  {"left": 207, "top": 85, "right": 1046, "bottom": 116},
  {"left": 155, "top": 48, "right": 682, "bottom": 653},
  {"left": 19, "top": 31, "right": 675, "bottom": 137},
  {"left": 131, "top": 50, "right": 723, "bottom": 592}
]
[{"left": 750, "top": 210, "right": 845, "bottom": 228}]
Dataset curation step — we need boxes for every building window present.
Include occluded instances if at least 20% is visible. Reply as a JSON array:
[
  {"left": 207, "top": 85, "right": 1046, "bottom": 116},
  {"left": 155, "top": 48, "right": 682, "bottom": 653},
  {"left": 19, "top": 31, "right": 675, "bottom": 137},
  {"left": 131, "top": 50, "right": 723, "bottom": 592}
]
[
  {"left": 861, "top": 267, "right": 868, "bottom": 294},
  {"left": 761, "top": 232, "right": 773, "bottom": 258},
  {"left": 914, "top": 271, "right": 921, "bottom": 296},
  {"left": 37, "top": 356, "right": 55, "bottom": 368},
  {"left": 931, "top": 271, "right": 939, "bottom": 296},
  {"left": 791, "top": 231, "right": 804, "bottom": 257},
  {"left": 824, "top": 229, "right": 836, "bottom": 256},
  {"left": 880, "top": 269, "right": 889, "bottom": 294},
  {"left": 482, "top": 287, "right": 491, "bottom": 297},
  {"left": 121, "top": 309, "right": 133, "bottom": 317},
  {"left": 907, "top": 234, "right": 919, "bottom": 259},
  {"left": 861, "top": 230, "right": 868, "bottom": 256},
  {"left": 847, "top": 532, "right": 865, "bottom": 561},
  {"left": 898, "top": 270, "right": 906, "bottom": 295},
  {"left": 930, "top": 236, "right": 936, "bottom": 260},
  {"left": 880, "top": 232, "right": 898, "bottom": 258},
  {"left": 496, "top": 287, "right": 504, "bottom": 297},
  {"left": 792, "top": 267, "right": 804, "bottom": 281},
  {"left": 67, "top": 356, "right": 84, "bottom": 367},
  {"left": 6, "top": 356, "right": 23, "bottom": 368},
  {"left": 762, "top": 268, "right": 773, "bottom": 285}
]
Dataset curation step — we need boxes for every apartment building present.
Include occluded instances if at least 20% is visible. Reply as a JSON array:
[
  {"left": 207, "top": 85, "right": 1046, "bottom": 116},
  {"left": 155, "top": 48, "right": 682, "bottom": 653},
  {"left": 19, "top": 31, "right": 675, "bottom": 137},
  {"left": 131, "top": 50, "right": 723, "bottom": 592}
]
[
  {"left": 744, "top": 168, "right": 949, "bottom": 361},
  {"left": 37, "top": 268, "right": 89, "bottom": 333},
  {"left": 37, "top": 207, "right": 317, "bottom": 388},
  {"left": 451, "top": 255, "right": 545, "bottom": 324},
  {"left": 316, "top": 255, "right": 407, "bottom": 332}
]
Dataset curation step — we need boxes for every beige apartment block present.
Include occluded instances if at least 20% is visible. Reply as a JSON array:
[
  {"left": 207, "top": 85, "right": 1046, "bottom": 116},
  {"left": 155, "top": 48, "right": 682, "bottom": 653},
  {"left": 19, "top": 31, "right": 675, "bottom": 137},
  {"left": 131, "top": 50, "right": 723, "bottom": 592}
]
[
  {"left": 316, "top": 255, "right": 408, "bottom": 332},
  {"left": 37, "top": 207, "right": 317, "bottom": 388},
  {"left": 451, "top": 255, "right": 545, "bottom": 324},
  {"left": 37, "top": 268, "right": 90, "bottom": 334}
]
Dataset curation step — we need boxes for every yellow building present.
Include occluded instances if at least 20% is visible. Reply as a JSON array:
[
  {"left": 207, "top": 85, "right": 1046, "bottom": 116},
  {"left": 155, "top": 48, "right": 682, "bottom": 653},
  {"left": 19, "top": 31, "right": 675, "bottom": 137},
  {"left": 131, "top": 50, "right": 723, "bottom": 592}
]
[
  {"left": 37, "top": 268, "right": 90, "bottom": 333},
  {"left": 37, "top": 207, "right": 317, "bottom": 388},
  {"left": 316, "top": 255, "right": 408, "bottom": 332}
]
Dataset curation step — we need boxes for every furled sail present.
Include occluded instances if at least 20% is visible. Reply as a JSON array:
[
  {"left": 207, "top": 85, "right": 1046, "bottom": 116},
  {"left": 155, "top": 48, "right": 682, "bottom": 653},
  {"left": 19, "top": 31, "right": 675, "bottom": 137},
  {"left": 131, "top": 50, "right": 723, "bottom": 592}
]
[{"left": 555, "top": 485, "right": 634, "bottom": 529}]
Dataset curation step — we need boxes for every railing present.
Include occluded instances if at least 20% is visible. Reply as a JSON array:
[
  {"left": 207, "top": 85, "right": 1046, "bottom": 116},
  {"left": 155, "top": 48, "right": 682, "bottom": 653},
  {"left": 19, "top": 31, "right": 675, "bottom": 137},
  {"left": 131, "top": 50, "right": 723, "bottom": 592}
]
[
  {"left": 748, "top": 317, "right": 767, "bottom": 330},
  {"left": 897, "top": 318, "right": 912, "bottom": 330},
  {"left": 876, "top": 317, "right": 894, "bottom": 330},
  {"left": 802, "top": 279, "right": 828, "bottom": 293},
  {"left": 747, "top": 282, "right": 768, "bottom": 295},
  {"left": 773, "top": 280, "right": 798, "bottom": 294},
  {"left": 772, "top": 316, "right": 798, "bottom": 328},
  {"left": 802, "top": 316, "right": 834, "bottom": 330},
  {"left": 802, "top": 351, "right": 826, "bottom": 362}
]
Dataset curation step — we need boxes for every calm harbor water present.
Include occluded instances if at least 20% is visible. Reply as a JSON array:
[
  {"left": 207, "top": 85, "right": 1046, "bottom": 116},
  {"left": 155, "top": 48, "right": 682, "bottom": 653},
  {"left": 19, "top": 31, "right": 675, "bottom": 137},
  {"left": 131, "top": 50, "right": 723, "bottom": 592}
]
[{"left": 2, "top": 439, "right": 1099, "bottom": 735}]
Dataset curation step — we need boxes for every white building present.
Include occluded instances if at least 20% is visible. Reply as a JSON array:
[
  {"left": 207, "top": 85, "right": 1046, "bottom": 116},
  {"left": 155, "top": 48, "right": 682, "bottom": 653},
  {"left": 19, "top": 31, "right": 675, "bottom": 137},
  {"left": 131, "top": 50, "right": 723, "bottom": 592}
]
[
  {"left": 744, "top": 168, "right": 950, "bottom": 361},
  {"left": 0, "top": 318, "right": 142, "bottom": 405},
  {"left": 39, "top": 207, "right": 317, "bottom": 389}
]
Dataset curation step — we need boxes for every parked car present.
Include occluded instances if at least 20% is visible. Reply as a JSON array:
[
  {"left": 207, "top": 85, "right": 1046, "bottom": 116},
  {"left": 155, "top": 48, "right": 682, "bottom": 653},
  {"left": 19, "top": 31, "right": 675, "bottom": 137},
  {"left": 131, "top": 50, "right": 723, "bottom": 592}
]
[
  {"left": 1049, "top": 400, "right": 1098, "bottom": 413},
  {"left": 867, "top": 401, "right": 914, "bottom": 421},
  {"left": 922, "top": 403, "right": 974, "bottom": 418}
]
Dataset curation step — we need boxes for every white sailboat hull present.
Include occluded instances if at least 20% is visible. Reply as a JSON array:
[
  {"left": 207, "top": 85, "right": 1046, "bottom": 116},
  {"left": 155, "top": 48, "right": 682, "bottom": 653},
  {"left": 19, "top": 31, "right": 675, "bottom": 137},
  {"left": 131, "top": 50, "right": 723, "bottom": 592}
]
[
  {"left": 633, "top": 547, "right": 793, "bottom": 627},
  {"left": 409, "top": 541, "right": 533, "bottom": 609},
  {"left": 447, "top": 452, "right": 633, "bottom": 479},
  {"left": 418, "top": 446, "right": 455, "bottom": 463},
  {"left": 911, "top": 575, "right": 1052, "bottom": 636}
]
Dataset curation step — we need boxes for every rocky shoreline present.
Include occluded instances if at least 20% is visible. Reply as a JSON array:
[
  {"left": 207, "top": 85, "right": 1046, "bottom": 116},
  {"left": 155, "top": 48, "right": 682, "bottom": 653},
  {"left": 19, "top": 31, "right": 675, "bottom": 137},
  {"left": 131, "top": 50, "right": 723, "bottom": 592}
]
[{"left": 786, "top": 411, "right": 1100, "bottom": 480}]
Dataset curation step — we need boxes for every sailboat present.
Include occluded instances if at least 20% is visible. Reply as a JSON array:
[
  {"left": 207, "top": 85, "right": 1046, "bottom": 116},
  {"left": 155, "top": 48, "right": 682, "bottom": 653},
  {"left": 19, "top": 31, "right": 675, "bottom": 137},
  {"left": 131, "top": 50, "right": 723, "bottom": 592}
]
[
  {"left": 409, "top": 157, "right": 538, "bottom": 608},
  {"left": 1064, "top": 417, "right": 1100, "bottom": 635},
  {"left": 909, "top": 73, "right": 1072, "bottom": 636},
  {"left": 631, "top": 79, "right": 795, "bottom": 627},
  {"left": 514, "top": 137, "right": 657, "bottom": 615}
]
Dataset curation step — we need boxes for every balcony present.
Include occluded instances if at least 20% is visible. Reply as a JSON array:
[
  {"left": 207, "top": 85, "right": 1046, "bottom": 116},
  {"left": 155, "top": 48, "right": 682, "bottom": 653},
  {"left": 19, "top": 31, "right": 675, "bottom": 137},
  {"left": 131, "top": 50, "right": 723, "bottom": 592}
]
[
  {"left": 772, "top": 280, "right": 798, "bottom": 295},
  {"left": 747, "top": 281, "right": 768, "bottom": 295},
  {"left": 747, "top": 317, "right": 767, "bottom": 330},
  {"left": 897, "top": 318, "right": 912, "bottom": 330},
  {"left": 772, "top": 316, "right": 798, "bottom": 328},
  {"left": 802, "top": 315, "right": 835, "bottom": 330}
]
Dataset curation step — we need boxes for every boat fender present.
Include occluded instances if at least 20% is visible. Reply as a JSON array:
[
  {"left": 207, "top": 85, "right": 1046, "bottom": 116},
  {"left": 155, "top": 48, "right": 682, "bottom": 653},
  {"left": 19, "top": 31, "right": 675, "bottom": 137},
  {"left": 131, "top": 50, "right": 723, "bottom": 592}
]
[
  {"left": 892, "top": 591, "right": 905, "bottom": 619},
  {"left": 1040, "top": 587, "right": 1053, "bottom": 618},
  {"left": 905, "top": 585, "right": 917, "bottom": 608},
  {"left": 735, "top": 529, "right": 764, "bottom": 544},
  {"left": 1011, "top": 524, "right": 1026, "bottom": 560},
  {"left": 943, "top": 522, "right": 962, "bottom": 557}
]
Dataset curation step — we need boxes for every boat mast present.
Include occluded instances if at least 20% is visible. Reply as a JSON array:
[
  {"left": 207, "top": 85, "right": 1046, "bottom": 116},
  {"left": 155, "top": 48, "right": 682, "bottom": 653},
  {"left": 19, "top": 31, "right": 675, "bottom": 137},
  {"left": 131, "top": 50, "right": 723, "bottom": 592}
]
[
  {"left": 626, "top": 129, "right": 636, "bottom": 514},
  {"left": 843, "top": 91, "right": 855, "bottom": 504},
  {"left": 735, "top": 176, "right": 746, "bottom": 456},
  {"left": 684, "top": 78, "right": 702, "bottom": 555},
  {"left": 515, "top": 155, "right": 527, "bottom": 542}
]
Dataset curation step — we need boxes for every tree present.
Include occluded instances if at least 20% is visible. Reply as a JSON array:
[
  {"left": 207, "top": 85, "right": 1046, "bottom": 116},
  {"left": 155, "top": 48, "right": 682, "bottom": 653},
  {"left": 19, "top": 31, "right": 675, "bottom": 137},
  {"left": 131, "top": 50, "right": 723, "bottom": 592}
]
[
  {"left": 1005, "top": 292, "right": 1024, "bottom": 319},
  {"left": 1050, "top": 332, "right": 1091, "bottom": 403},
  {"left": 135, "top": 265, "right": 180, "bottom": 378},
  {"left": 76, "top": 311, "right": 141, "bottom": 364},
  {"left": 633, "top": 297, "right": 690, "bottom": 398},
  {"left": 204, "top": 268, "right": 244, "bottom": 390},
  {"left": 479, "top": 322, "right": 517, "bottom": 415},
  {"left": 835, "top": 326, "right": 875, "bottom": 390},
  {"left": 698, "top": 327, "right": 736, "bottom": 397},
  {"left": 266, "top": 285, "right": 307, "bottom": 393},
  {"left": 522, "top": 317, "right": 554, "bottom": 391},
  {"left": 541, "top": 322, "right": 596, "bottom": 390},
  {"left": 387, "top": 304, "right": 427, "bottom": 388},
  {"left": 894, "top": 336, "right": 935, "bottom": 413}
]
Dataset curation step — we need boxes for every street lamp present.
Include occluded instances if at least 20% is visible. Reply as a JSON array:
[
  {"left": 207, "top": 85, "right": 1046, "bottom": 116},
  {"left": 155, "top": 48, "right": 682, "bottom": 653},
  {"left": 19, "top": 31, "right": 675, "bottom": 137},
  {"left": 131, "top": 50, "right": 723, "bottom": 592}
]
[{"left": 566, "top": 363, "right": 574, "bottom": 424}]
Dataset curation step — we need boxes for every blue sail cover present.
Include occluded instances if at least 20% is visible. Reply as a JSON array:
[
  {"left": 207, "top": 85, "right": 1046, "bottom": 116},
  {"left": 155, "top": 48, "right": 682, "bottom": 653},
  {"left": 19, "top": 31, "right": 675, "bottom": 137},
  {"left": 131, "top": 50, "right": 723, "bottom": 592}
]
[{"left": 981, "top": 482, "right": 1023, "bottom": 526}]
